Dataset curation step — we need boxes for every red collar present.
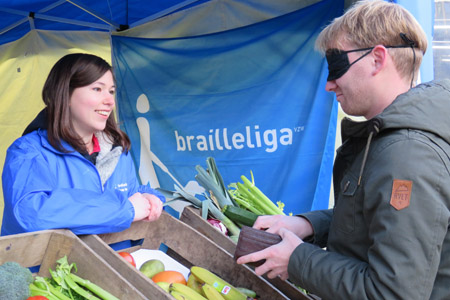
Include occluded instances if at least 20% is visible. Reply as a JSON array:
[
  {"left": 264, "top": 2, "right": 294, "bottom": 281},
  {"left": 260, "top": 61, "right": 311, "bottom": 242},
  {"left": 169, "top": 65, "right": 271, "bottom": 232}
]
[{"left": 90, "top": 134, "right": 101, "bottom": 155}]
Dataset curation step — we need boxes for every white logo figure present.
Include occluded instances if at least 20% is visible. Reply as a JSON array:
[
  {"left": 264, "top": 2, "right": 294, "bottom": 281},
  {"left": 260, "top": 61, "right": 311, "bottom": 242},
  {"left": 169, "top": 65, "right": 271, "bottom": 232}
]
[{"left": 136, "top": 94, "right": 204, "bottom": 196}]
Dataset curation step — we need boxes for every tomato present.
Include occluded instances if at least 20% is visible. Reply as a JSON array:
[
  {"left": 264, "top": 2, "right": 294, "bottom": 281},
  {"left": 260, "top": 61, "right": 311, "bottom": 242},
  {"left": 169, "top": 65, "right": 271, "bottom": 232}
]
[
  {"left": 152, "top": 270, "right": 187, "bottom": 285},
  {"left": 27, "top": 297, "right": 50, "bottom": 300},
  {"left": 118, "top": 251, "right": 136, "bottom": 267}
]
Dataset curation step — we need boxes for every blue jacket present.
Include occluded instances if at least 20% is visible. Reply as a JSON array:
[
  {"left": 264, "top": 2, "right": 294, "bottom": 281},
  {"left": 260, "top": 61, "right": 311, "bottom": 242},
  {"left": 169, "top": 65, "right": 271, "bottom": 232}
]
[{"left": 1, "top": 128, "right": 164, "bottom": 236}]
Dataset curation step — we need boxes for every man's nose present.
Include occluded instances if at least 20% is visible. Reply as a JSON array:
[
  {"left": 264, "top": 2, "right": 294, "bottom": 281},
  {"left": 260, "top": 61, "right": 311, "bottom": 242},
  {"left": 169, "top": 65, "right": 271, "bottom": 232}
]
[{"left": 325, "top": 80, "right": 336, "bottom": 92}]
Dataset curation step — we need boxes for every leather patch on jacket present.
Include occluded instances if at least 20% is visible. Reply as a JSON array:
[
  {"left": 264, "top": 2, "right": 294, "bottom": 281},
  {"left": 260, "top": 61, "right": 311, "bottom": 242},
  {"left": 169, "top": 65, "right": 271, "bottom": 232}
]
[{"left": 390, "top": 179, "right": 413, "bottom": 210}]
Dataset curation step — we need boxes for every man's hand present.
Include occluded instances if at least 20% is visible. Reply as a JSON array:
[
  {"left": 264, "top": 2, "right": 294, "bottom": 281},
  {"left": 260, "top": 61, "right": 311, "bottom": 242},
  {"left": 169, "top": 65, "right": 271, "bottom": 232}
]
[
  {"left": 236, "top": 227, "right": 302, "bottom": 280},
  {"left": 253, "top": 215, "right": 314, "bottom": 239}
]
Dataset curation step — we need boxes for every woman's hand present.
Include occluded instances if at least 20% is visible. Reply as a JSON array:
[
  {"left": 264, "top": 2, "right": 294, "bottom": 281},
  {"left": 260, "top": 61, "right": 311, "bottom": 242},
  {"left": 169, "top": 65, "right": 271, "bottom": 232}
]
[
  {"left": 129, "top": 192, "right": 151, "bottom": 221},
  {"left": 142, "top": 193, "right": 163, "bottom": 222}
]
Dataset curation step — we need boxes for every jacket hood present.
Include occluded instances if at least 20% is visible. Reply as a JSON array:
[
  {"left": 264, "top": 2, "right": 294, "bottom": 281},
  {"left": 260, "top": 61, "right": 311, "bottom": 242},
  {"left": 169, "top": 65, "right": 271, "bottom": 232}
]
[
  {"left": 341, "top": 79, "right": 450, "bottom": 143},
  {"left": 23, "top": 108, "right": 47, "bottom": 136},
  {"left": 378, "top": 79, "right": 450, "bottom": 143}
]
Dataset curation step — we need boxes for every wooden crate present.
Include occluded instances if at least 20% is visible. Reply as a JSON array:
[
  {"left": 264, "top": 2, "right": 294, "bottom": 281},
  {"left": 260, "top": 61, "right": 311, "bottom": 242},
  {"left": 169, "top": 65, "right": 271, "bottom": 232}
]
[
  {"left": 80, "top": 211, "right": 290, "bottom": 300},
  {"left": 180, "top": 205, "right": 319, "bottom": 300},
  {"left": 0, "top": 229, "right": 148, "bottom": 300}
]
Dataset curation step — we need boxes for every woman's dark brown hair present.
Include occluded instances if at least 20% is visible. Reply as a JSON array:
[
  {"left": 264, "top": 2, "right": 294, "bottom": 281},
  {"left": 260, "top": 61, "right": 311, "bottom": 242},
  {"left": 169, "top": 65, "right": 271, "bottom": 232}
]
[{"left": 42, "top": 53, "right": 130, "bottom": 153}]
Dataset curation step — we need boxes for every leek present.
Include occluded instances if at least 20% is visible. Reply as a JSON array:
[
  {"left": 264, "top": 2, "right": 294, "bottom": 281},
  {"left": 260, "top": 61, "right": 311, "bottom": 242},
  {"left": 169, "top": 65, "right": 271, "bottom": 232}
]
[
  {"left": 171, "top": 185, "right": 241, "bottom": 236},
  {"left": 195, "top": 165, "right": 233, "bottom": 209},
  {"left": 206, "top": 157, "right": 237, "bottom": 206}
]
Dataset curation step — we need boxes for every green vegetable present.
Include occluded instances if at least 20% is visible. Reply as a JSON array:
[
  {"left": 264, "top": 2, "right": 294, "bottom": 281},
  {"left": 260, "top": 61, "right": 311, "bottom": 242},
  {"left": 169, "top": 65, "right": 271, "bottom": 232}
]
[
  {"left": 70, "top": 274, "right": 119, "bottom": 300},
  {"left": 229, "top": 172, "right": 285, "bottom": 216},
  {"left": 236, "top": 287, "right": 257, "bottom": 298},
  {"left": 29, "top": 277, "right": 71, "bottom": 300},
  {"left": 30, "top": 256, "right": 119, "bottom": 300},
  {"left": 172, "top": 185, "right": 241, "bottom": 236},
  {"left": 222, "top": 205, "right": 260, "bottom": 227},
  {"left": 195, "top": 164, "right": 233, "bottom": 209},
  {"left": 157, "top": 157, "right": 242, "bottom": 237},
  {"left": 205, "top": 157, "right": 237, "bottom": 206},
  {"left": 0, "top": 261, "right": 33, "bottom": 300}
]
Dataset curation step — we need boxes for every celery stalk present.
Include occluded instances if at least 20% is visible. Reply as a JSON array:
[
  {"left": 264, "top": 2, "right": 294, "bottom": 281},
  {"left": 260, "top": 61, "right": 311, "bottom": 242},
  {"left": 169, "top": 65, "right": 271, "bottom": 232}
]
[
  {"left": 29, "top": 281, "right": 71, "bottom": 300},
  {"left": 63, "top": 275, "right": 101, "bottom": 300},
  {"left": 230, "top": 194, "right": 264, "bottom": 215},
  {"left": 70, "top": 273, "right": 120, "bottom": 300},
  {"left": 228, "top": 175, "right": 286, "bottom": 216},
  {"left": 236, "top": 182, "right": 270, "bottom": 214},
  {"left": 241, "top": 176, "right": 285, "bottom": 215}
]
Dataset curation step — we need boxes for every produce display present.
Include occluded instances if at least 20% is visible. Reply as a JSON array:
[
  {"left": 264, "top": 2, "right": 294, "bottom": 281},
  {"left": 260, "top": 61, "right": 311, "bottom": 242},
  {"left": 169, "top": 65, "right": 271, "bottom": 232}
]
[
  {"left": 144, "top": 258, "right": 256, "bottom": 300},
  {"left": 124, "top": 251, "right": 258, "bottom": 300},
  {"left": 0, "top": 157, "right": 303, "bottom": 300}
]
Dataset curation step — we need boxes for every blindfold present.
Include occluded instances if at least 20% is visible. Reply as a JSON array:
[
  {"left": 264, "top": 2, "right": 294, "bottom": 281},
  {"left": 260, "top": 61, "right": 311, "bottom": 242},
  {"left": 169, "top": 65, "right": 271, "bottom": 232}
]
[
  {"left": 326, "top": 47, "right": 374, "bottom": 81},
  {"left": 325, "top": 34, "right": 417, "bottom": 82}
]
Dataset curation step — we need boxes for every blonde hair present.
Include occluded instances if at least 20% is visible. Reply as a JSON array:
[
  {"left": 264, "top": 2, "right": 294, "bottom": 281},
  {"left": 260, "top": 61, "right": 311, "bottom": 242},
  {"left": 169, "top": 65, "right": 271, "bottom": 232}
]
[{"left": 316, "top": 0, "right": 427, "bottom": 83}]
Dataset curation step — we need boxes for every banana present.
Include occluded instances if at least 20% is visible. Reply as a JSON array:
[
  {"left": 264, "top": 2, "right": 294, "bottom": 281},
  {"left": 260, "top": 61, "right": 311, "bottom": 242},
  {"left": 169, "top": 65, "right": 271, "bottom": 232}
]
[
  {"left": 236, "top": 287, "right": 257, "bottom": 298},
  {"left": 187, "top": 273, "right": 205, "bottom": 295},
  {"left": 202, "top": 283, "right": 226, "bottom": 300},
  {"left": 157, "top": 281, "right": 171, "bottom": 293},
  {"left": 170, "top": 290, "right": 189, "bottom": 300},
  {"left": 170, "top": 282, "right": 208, "bottom": 300},
  {"left": 190, "top": 266, "right": 247, "bottom": 300}
]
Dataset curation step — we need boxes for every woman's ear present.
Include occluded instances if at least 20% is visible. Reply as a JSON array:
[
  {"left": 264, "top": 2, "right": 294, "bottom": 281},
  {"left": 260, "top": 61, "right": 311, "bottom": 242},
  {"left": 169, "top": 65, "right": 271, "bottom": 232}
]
[{"left": 371, "top": 45, "right": 388, "bottom": 76}]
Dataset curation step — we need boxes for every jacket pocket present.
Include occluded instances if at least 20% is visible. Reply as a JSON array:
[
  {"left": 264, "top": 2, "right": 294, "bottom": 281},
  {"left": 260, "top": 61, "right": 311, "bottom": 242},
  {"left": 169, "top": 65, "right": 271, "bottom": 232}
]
[{"left": 333, "top": 173, "right": 358, "bottom": 234}]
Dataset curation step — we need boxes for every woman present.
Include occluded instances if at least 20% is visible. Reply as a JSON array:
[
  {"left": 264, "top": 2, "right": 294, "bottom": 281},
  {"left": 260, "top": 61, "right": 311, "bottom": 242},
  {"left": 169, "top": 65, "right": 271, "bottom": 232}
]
[{"left": 1, "top": 53, "right": 164, "bottom": 236}]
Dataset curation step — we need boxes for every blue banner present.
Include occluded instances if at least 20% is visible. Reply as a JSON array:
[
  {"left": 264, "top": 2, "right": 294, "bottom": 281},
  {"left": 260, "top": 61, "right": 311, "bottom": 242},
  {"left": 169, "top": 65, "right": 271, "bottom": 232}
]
[{"left": 111, "top": 0, "right": 342, "bottom": 215}]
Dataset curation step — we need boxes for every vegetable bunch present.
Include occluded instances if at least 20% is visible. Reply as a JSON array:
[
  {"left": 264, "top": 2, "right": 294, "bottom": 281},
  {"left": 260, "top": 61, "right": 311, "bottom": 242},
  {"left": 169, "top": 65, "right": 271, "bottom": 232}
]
[
  {"left": 228, "top": 171, "right": 285, "bottom": 216},
  {"left": 29, "top": 256, "right": 119, "bottom": 300},
  {"left": 193, "top": 157, "right": 241, "bottom": 236},
  {"left": 158, "top": 157, "right": 285, "bottom": 241}
]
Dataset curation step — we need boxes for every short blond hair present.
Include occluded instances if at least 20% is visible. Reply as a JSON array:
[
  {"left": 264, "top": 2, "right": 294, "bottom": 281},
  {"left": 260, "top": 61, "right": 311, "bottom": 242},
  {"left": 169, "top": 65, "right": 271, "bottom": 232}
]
[{"left": 316, "top": 0, "right": 427, "bottom": 82}]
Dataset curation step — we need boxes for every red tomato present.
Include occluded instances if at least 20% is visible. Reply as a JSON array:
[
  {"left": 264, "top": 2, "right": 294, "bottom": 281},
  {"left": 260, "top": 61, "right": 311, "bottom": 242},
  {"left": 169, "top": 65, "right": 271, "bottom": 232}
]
[
  {"left": 27, "top": 297, "right": 50, "bottom": 300},
  {"left": 118, "top": 251, "right": 136, "bottom": 267}
]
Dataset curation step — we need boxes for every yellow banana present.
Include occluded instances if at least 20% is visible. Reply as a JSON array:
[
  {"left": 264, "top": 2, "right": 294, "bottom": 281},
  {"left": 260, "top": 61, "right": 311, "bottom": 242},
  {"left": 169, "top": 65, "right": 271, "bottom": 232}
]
[
  {"left": 170, "top": 290, "right": 189, "bottom": 300},
  {"left": 190, "top": 266, "right": 246, "bottom": 300},
  {"left": 202, "top": 283, "right": 226, "bottom": 300},
  {"left": 170, "top": 282, "right": 208, "bottom": 300},
  {"left": 187, "top": 274, "right": 205, "bottom": 295}
]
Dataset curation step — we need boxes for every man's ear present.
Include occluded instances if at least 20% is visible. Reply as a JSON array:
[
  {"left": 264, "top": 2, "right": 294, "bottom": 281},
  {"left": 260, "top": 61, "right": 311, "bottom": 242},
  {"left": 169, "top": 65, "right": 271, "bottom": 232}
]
[{"left": 371, "top": 45, "right": 388, "bottom": 76}]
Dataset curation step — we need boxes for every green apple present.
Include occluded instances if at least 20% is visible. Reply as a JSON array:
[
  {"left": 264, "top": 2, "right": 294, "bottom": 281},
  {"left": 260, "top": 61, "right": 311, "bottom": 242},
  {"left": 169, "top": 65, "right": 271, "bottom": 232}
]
[{"left": 139, "top": 259, "right": 165, "bottom": 279}]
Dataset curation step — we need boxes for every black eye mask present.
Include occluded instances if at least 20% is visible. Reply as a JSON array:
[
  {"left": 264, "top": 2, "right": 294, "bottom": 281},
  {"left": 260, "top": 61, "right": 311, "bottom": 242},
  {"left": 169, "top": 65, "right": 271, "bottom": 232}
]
[
  {"left": 326, "top": 47, "right": 374, "bottom": 81},
  {"left": 325, "top": 34, "right": 417, "bottom": 82}
]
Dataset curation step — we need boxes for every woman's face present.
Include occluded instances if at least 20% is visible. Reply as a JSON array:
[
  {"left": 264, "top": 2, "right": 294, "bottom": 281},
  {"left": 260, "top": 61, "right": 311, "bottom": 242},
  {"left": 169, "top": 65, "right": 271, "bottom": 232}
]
[{"left": 69, "top": 70, "right": 115, "bottom": 141}]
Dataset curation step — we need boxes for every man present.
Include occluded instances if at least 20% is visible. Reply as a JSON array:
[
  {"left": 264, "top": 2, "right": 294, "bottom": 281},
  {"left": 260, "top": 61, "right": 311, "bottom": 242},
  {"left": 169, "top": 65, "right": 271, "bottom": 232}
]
[{"left": 237, "top": 1, "right": 450, "bottom": 299}]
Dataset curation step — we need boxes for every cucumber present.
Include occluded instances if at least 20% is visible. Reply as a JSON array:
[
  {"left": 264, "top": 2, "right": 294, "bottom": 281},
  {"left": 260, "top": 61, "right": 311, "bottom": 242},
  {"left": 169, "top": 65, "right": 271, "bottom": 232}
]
[{"left": 222, "top": 205, "right": 259, "bottom": 227}]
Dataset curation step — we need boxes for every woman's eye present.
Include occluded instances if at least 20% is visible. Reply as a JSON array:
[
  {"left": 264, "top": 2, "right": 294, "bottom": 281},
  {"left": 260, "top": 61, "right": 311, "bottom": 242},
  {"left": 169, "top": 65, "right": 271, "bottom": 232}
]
[
  {"left": 109, "top": 90, "right": 116, "bottom": 95},
  {"left": 93, "top": 87, "right": 101, "bottom": 92}
]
